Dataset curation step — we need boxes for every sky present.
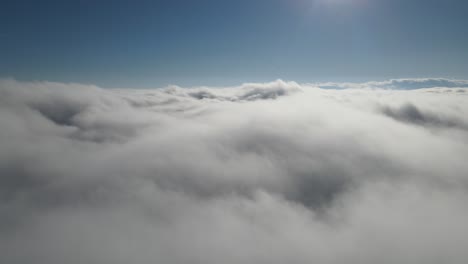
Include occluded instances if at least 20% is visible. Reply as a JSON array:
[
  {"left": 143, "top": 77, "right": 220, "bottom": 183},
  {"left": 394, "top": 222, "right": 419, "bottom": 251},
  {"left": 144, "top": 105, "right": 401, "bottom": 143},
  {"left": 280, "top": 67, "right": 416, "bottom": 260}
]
[
  {"left": 1, "top": 0, "right": 467, "bottom": 87},
  {"left": 2, "top": 1, "right": 468, "bottom": 262}
]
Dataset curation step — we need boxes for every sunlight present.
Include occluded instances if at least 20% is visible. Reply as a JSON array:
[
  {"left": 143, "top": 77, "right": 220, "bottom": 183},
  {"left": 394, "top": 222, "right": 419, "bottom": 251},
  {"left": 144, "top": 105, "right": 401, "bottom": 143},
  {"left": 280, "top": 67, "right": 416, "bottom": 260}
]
[{"left": 314, "top": 0, "right": 368, "bottom": 7}]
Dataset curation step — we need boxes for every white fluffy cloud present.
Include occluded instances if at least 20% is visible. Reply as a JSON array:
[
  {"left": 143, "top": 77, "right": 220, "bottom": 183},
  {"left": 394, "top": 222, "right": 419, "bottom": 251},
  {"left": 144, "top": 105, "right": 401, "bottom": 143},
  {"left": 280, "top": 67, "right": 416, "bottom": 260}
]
[{"left": 1, "top": 78, "right": 468, "bottom": 264}]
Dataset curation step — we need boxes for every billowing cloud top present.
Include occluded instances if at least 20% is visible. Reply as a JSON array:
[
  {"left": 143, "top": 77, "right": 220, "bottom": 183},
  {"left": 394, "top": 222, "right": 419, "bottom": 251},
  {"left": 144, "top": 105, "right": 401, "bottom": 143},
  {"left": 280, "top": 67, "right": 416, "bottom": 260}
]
[{"left": 1, "top": 78, "right": 468, "bottom": 264}]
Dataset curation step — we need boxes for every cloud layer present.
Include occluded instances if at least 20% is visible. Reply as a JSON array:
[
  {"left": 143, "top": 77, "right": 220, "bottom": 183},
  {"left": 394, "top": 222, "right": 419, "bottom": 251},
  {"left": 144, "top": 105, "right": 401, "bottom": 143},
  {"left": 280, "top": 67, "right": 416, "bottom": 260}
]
[
  {"left": 1, "top": 78, "right": 468, "bottom": 264},
  {"left": 314, "top": 78, "right": 468, "bottom": 90}
]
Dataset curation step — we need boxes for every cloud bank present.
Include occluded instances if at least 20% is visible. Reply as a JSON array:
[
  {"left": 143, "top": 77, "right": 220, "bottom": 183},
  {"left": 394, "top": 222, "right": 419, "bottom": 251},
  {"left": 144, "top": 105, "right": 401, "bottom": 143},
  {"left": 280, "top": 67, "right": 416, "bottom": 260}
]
[
  {"left": 314, "top": 78, "right": 468, "bottom": 90},
  {"left": 1, "top": 78, "right": 468, "bottom": 264}
]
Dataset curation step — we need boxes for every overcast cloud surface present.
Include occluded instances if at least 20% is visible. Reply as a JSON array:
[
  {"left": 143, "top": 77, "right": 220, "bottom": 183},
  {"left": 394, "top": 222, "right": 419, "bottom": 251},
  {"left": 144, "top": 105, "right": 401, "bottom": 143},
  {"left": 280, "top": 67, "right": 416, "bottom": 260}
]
[{"left": 1, "top": 78, "right": 468, "bottom": 264}]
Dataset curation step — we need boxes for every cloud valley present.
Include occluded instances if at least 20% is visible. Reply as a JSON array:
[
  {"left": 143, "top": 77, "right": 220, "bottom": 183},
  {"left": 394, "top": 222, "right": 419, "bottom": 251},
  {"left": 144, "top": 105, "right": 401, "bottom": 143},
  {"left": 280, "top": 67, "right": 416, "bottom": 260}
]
[{"left": 1, "top": 78, "right": 468, "bottom": 264}]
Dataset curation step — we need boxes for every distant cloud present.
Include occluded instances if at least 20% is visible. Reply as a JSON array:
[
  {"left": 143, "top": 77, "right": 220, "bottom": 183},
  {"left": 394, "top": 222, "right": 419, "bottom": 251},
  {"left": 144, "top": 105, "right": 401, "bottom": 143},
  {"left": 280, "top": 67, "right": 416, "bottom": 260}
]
[
  {"left": 314, "top": 78, "right": 468, "bottom": 90},
  {"left": 1, "top": 78, "right": 468, "bottom": 264}
]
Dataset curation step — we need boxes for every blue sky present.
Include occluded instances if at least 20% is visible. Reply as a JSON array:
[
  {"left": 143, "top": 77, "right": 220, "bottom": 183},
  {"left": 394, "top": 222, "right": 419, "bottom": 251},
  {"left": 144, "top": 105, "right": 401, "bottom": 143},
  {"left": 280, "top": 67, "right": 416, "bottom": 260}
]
[{"left": 1, "top": 0, "right": 468, "bottom": 87}]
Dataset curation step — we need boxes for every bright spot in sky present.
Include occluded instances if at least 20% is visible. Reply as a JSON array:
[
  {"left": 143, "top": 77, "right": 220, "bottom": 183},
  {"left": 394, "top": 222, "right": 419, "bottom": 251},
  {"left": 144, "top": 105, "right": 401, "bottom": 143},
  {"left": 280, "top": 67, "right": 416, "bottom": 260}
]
[{"left": 314, "top": 0, "right": 367, "bottom": 7}]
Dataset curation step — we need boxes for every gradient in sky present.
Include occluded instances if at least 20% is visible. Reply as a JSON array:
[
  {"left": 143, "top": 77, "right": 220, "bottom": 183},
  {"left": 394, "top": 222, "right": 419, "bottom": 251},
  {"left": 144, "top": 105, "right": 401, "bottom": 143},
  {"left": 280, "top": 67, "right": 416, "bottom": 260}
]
[{"left": 1, "top": 0, "right": 468, "bottom": 87}]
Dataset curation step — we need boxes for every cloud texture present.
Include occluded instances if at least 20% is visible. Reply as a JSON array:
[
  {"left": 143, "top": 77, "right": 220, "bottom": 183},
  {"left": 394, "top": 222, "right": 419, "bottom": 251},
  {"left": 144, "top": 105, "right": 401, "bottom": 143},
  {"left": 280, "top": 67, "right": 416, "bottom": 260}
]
[{"left": 1, "top": 78, "right": 468, "bottom": 264}]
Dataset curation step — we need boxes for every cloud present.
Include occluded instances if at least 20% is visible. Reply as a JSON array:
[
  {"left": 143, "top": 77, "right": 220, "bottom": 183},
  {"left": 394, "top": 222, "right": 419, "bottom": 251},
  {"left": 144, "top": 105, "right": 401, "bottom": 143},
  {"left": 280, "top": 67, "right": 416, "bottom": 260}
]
[
  {"left": 314, "top": 78, "right": 468, "bottom": 90},
  {"left": 1, "top": 78, "right": 468, "bottom": 263},
  {"left": 380, "top": 103, "right": 468, "bottom": 131}
]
